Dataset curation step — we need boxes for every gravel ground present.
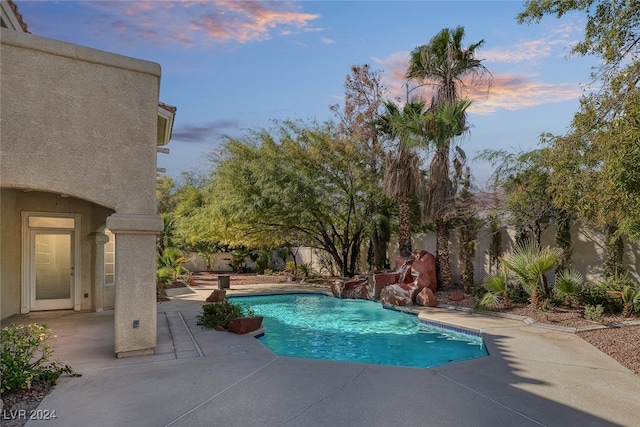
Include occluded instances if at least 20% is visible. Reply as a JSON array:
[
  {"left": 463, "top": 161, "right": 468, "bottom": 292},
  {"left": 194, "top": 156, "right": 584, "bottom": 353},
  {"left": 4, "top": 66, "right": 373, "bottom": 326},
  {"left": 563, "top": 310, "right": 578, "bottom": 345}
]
[{"left": 435, "top": 288, "right": 640, "bottom": 375}]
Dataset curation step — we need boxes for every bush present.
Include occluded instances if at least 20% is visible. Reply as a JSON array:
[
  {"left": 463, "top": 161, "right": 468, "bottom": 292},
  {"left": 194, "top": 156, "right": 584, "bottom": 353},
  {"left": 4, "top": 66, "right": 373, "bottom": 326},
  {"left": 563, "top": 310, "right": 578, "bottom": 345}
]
[
  {"left": 584, "top": 304, "right": 604, "bottom": 322},
  {"left": 579, "top": 282, "right": 623, "bottom": 314},
  {"left": 197, "top": 300, "right": 255, "bottom": 329},
  {"left": 0, "top": 324, "right": 80, "bottom": 393}
]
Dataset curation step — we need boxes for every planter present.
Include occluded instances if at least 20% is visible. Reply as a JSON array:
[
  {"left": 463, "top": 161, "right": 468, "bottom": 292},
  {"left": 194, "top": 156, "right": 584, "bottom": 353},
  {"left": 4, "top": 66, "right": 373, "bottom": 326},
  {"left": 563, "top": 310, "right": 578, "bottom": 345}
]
[{"left": 228, "top": 316, "right": 263, "bottom": 334}]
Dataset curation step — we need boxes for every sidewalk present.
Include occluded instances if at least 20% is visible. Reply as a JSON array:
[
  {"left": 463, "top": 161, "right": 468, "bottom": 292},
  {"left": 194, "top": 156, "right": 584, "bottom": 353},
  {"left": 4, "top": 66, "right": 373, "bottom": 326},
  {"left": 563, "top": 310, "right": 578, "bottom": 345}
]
[{"left": 5, "top": 284, "right": 640, "bottom": 426}]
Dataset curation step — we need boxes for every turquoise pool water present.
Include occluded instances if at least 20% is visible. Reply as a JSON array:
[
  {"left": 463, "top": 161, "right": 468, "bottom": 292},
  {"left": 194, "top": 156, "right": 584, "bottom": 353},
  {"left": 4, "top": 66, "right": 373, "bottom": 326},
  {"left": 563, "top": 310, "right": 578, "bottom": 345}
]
[{"left": 230, "top": 293, "right": 487, "bottom": 368}]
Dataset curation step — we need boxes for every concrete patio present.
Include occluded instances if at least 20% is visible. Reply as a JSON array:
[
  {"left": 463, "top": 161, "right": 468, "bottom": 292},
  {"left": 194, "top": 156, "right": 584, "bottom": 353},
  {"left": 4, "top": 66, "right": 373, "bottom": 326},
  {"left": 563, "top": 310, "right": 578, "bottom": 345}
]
[{"left": 4, "top": 283, "right": 640, "bottom": 426}]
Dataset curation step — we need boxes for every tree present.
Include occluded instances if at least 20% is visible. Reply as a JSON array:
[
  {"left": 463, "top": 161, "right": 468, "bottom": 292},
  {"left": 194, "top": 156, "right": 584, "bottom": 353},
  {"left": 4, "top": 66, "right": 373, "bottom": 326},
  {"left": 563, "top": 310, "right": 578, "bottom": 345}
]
[
  {"left": 331, "top": 64, "right": 392, "bottom": 269},
  {"left": 205, "top": 120, "right": 375, "bottom": 277},
  {"left": 477, "top": 148, "right": 556, "bottom": 248},
  {"left": 456, "top": 164, "right": 479, "bottom": 291},
  {"left": 156, "top": 175, "right": 178, "bottom": 214},
  {"left": 519, "top": 1, "right": 640, "bottom": 244},
  {"left": 376, "top": 100, "right": 428, "bottom": 258},
  {"left": 406, "top": 26, "right": 491, "bottom": 289}
]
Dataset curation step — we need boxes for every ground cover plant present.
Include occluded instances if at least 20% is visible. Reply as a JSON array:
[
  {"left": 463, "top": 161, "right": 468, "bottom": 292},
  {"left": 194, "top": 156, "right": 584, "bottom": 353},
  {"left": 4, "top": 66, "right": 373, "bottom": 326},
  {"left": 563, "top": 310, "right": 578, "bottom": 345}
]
[{"left": 1, "top": 323, "right": 81, "bottom": 426}]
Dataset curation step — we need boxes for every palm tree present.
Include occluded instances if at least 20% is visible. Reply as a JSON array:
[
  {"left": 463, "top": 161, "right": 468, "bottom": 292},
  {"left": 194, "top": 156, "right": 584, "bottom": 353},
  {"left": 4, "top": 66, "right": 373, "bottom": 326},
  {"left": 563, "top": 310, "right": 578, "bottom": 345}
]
[
  {"left": 376, "top": 100, "right": 427, "bottom": 258},
  {"left": 501, "top": 240, "right": 561, "bottom": 307},
  {"left": 406, "top": 26, "right": 491, "bottom": 289}
]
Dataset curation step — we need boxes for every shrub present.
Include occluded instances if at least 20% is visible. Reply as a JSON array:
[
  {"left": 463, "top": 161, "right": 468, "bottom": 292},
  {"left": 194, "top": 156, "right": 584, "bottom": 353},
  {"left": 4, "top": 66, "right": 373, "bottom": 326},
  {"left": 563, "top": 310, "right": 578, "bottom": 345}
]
[
  {"left": 475, "top": 273, "right": 509, "bottom": 311},
  {"left": 554, "top": 269, "right": 585, "bottom": 308},
  {"left": 584, "top": 304, "right": 604, "bottom": 322},
  {"left": 0, "top": 324, "right": 80, "bottom": 393},
  {"left": 607, "top": 285, "right": 640, "bottom": 317},
  {"left": 579, "top": 282, "right": 623, "bottom": 314},
  {"left": 197, "top": 300, "right": 255, "bottom": 329}
]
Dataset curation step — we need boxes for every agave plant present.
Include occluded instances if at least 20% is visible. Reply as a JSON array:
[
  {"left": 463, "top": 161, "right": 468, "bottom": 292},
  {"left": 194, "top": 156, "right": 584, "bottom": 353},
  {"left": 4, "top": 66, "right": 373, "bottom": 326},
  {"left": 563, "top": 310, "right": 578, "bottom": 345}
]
[
  {"left": 500, "top": 240, "right": 561, "bottom": 306},
  {"left": 555, "top": 269, "right": 585, "bottom": 308},
  {"left": 608, "top": 285, "right": 640, "bottom": 317}
]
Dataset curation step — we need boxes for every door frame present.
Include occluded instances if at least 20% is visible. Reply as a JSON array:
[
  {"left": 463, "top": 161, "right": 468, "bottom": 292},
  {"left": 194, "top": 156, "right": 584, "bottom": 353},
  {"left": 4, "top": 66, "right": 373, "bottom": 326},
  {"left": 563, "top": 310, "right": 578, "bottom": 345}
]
[{"left": 21, "top": 212, "right": 81, "bottom": 313}]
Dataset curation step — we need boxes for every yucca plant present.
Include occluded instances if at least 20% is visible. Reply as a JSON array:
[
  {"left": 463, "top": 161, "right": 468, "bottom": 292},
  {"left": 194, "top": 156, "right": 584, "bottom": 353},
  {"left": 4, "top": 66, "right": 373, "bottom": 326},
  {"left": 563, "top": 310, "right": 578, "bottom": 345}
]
[
  {"left": 501, "top": 240, "right": 561, "bottom": 307},
  {"left": 555, "top": 269, "right": 585, "bottom": 308},
  {"left": 608, "top": 285, "right": 640, "bottom": 317}
]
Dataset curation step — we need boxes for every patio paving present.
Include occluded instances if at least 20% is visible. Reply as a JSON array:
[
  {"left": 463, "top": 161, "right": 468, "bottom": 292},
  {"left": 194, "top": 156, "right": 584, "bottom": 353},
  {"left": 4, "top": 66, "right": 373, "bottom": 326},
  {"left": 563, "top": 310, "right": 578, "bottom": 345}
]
[{"left": 3, "top": 283, "right": 640, "bottom": 426}]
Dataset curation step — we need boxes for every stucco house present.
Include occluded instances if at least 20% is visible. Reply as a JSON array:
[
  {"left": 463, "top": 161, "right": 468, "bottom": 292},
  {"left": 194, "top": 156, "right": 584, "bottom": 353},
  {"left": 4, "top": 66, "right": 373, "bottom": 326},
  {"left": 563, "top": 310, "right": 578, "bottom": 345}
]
[{"left": 0, "top": 0, "right": 175, "bottom": 357}]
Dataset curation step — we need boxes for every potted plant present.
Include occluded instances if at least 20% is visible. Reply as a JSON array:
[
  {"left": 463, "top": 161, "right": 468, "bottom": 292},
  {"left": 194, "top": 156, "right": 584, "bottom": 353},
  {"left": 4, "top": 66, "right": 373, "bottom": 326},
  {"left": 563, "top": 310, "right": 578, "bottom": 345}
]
[{"left": 197, "top": 300, "right": 262, "bottom": 334}]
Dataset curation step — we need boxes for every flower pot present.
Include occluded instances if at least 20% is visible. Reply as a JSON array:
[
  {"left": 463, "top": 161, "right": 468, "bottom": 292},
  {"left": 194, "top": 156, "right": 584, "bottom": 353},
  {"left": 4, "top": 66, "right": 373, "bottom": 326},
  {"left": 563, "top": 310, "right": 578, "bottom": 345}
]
[{"left": 228, "top": 316, "right": 263, "bottom": 334}]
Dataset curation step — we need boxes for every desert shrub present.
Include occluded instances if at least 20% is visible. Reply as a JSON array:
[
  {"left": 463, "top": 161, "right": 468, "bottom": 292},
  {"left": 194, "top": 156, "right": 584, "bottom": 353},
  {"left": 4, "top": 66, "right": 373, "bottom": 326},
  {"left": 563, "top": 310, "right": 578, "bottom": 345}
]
[
  {"left": 584, "top": 304, "right": 604, "bottom": 322},
  {"left": 554, "top": 269, "right": 585, "bottom": 308},
  {"left": 608, "top": 285, "right": 640, "bottom": 317},
  {"left": 197, "top": 300, "right": 255, "bottom": 329},
  {"left": 0, "top": 324, "right": 79, "bottom": 393},
  {"left": 156, "top": 266, "right": 173, "bottom": 300},
  {"left": 579, "top": 282, "right": 623, "bottom": 314},
  {"left": 507, "top": 283, "right": 530, "bottom": 304},
  {"left": 476, "top": 273, "right": 509, "bottom": 311}
]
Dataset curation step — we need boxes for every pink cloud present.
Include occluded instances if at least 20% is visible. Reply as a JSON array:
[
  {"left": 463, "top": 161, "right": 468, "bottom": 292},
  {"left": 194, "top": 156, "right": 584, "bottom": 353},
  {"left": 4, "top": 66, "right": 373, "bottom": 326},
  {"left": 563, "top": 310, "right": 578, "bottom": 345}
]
[
  {"left": 374, "top": 52, "right": 583, "bottom": 114},
  {"left": 86, "top": 1, "right": 320, "bottom": 47}
]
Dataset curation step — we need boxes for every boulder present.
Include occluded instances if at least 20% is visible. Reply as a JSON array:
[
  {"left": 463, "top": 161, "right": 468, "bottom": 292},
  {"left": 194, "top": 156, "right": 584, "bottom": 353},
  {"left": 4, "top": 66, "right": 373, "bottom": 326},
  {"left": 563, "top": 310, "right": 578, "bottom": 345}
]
[
  {"left": 228, "top": 316, "right": 263, "bottom": 334},
  {"left": 409, "top": 251, "right": 437, "bottom": 293},
  {"left": 373, "top": 272, "right": 400, "bottom": 299},
  {"left": 415, "top": 287, "right": 438, "bottom": 307},
  {"left": 205, "top": 289, "right": 226, "bottom": 303},
  {"left": 449, "top": 292, "right": 466, "bottom": 302},
  {"left": 333, "top": 278, "right": 371, "bottom": 299},
  {"left": 331, "top": 280, "right": 344, "bottom": 298},
  {"left": 379, "top": 280, "right": 420, "bottom": 307}
]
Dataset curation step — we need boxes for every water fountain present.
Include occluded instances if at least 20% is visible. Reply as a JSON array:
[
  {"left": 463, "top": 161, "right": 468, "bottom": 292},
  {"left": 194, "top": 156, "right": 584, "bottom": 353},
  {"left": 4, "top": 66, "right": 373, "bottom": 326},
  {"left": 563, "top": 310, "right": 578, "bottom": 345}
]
[{"left": 331, "top": 249, "right": 438, "bottom": 307}]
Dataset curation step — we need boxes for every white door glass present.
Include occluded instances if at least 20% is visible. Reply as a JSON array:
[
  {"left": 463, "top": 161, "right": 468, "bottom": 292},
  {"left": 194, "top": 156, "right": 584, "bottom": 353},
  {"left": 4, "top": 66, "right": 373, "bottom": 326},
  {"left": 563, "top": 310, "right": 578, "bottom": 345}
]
[{"left": 31, "top": 232, "right": 74, "bottom": 310}]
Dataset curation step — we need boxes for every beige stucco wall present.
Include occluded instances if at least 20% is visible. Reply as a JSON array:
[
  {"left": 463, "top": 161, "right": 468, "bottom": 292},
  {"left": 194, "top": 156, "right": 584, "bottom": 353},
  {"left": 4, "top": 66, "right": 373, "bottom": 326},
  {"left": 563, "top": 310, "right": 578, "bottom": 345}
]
[
  {"left": 402, "top": 224, "right": 639, "bottom": 286},
  {"left": 1, "top": 29, "right": 163, "bottom": 356},
  {"left": 0, "top": 28, "right": 160, "bottom": 214}
]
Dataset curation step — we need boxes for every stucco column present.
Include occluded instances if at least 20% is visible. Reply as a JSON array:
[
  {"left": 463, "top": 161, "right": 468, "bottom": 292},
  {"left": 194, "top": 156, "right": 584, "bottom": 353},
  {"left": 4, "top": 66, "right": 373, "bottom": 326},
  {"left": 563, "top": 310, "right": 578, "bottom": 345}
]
[
  {"left": 90, "top": 232, "right": 109, "bottom": 312},
  {"left": 106, "top": 213, "right": 163, "bottom": 358}
]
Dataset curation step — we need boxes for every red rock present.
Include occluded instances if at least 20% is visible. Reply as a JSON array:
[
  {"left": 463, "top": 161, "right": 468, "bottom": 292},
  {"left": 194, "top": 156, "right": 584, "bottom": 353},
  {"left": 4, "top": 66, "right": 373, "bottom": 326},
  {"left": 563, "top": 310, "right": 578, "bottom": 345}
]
[
  {"left": 379, "top": 279, "right": 421, "bottom": 307},
  {"left": 228, "top": 317, "right": 263, "bottom": 334},
  {"left": 373, "top": 272, "right": 400, "bottom": 299},
  {"left": 415, "top": 287, "right": 438, "bottom": 307},
  {"left": 205, "top": 289, "right": 226, "bottom": 302},
  {"left": 449, "top": 292, "right": 465, "bottom": 302},
  {"left": 409, "top": 251, "right": 437, "bottom": 293},
  {"left": 336, "top": 278, "right": 371, "bottom": 300}
]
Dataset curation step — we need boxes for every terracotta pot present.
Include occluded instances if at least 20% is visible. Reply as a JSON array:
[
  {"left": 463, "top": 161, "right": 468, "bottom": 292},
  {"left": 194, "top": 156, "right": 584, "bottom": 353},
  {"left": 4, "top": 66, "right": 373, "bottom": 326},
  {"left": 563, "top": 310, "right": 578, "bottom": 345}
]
[{"left": 228, "top": 316, "right": 263, "bottom": 334}]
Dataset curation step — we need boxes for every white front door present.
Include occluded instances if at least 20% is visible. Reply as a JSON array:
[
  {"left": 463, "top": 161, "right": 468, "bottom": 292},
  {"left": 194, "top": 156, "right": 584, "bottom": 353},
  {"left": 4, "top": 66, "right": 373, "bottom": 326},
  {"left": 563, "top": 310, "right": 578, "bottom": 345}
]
[
  {"left": 30, "top": 230, "right": 75, "bottom": 311},
  {"left": 21, "top": 212, "right": 81, "bottom": 313}
]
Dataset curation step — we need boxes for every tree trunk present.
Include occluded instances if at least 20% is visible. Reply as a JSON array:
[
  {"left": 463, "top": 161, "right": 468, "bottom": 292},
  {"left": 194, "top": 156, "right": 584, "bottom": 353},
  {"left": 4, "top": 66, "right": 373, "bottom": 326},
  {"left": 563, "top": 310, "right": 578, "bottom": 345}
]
[
  {"left": 603, "top": 224, "right": 624, "bottom": 278},
  {"left": 436, "top": 218, "right": 452, "bottom": 289},
  {"left": 398, "top": 198, "right": 412, "bottom": 258}
]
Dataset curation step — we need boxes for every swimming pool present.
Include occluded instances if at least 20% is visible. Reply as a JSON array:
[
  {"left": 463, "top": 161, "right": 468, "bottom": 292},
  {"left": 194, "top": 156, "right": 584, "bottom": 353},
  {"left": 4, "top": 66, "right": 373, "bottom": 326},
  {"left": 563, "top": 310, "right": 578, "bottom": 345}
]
[{"left": 230, "top": 293, "right": 487, "bottom": 368}]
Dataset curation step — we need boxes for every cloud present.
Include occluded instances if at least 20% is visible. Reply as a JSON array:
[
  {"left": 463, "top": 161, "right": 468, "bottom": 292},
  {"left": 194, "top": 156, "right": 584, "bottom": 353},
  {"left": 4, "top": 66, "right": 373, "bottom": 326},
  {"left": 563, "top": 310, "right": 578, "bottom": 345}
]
[
  {"left": 469, "top": 74, "right": 582, "bottom": 114},
  {"left": 172, "top": 120, "right": 241, "bottom": 143},
  {"left": 86, "top": 1, "right": 321, "bottom": 47},
  {"left": 373, "top": 51, "right": 583, "bottom": 114},
  {"left": 482, "top": 40, "right": 551, "bottom": 62},
  {"left": 321, "top": 37, "right": 335, "bottom": 44}
]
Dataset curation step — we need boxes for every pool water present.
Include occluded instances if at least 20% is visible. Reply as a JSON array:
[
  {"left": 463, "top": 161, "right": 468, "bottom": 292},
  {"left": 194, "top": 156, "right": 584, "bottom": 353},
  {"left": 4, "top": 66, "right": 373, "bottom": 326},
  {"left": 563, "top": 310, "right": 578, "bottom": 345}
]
[{"left": 230, "top": 293, "right": 487, "bottom": 368}]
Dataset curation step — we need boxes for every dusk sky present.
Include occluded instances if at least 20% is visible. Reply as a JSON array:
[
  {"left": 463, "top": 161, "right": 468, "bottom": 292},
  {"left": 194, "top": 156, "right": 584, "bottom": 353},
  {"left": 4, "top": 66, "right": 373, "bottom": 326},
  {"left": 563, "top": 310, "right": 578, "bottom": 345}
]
[{"left": 19, "top": 1, "right": 599, "bottom": 186}]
